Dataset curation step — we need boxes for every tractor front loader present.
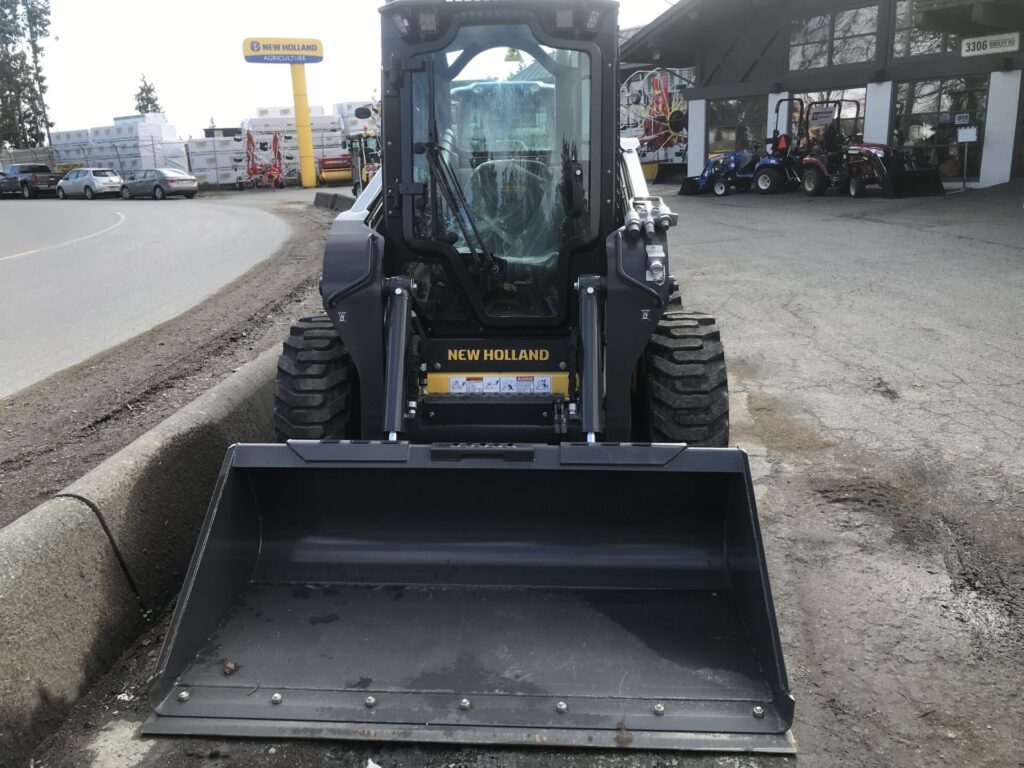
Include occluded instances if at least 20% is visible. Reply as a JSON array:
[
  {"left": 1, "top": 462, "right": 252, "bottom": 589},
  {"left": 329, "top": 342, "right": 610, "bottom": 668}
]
[{"left": 145, "top": 0, "right": 794, "bottom": 753}]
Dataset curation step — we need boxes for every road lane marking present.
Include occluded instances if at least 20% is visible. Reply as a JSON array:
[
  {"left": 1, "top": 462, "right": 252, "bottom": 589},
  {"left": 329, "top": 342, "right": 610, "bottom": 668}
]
[{"left": 0, "top": 211, "right": 127, "bottom": 264}]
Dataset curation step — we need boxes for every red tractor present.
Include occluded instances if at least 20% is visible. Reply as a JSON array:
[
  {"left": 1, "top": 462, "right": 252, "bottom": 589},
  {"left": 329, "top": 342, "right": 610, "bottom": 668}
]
[{"left": 801, "top": 100, "right": 943, "bottom": 198}]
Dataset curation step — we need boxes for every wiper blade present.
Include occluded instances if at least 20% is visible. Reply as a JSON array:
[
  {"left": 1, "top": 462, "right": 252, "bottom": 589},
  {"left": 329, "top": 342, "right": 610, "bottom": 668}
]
[{"left": 416, "top": 141, "right": 500, "bottom": 274}]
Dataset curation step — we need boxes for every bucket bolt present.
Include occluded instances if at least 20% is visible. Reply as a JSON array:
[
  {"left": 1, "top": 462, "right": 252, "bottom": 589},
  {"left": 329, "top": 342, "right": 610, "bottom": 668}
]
[
  {"left": 177, "top": 690, "right": 190, "bottom": 703},
  {"left": 752, "top": 705, "right": 765, "bottom": 719},
  {"left": 460, "top": 698, "right": 472, "bottom": 711},
  {"left": 653, "top": 703, "right": 665, "bottom": 716},
  {"left": 556, "top": 701, "right": 568, "bottom": 714},
  {"left": 365, "top": 696, "right": 377, "bottom": 708},
  {"left": 271, "top": 693, "right": 283, "bottom": 705}
]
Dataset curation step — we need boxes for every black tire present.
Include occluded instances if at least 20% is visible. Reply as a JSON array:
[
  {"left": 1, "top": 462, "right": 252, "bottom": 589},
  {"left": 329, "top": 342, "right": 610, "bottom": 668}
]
[
  {"left": 849, "top": 175, "right": 867, "bottom": 198},
  {"left": 184, "top": 193, "right": 195, "bottom": 199},
  {"left": 84, "top": 186, "right": 94, "bottom": 200},
  {"left": 56, "top": 186, "right": 66, "bottom": 199},
  {"left": 802, "top": 168, "right": 827, "bottom": 197},
  {"left": 642, "top": 311, "right": 729, "bottom": 447},
  {"left": 153, "top": 185, "right": 165, "bottom": 200},
  {"left": 352, "top": 181, "right": 362, "bottom": 198},
  {"left": 712, "top": 178, "right": 731, "bottom": 197},
  {"left": 21, "top": 184, "right": 34, "bottom": 200},
  {"left": 755, "top": 168, "right": 783, "bottom": 194},
  {"left": 120, "top": 186, "right": 131, "bottom": 200},
  {"left": 274, "top": 316, "right": 358, "bottom": 441}
]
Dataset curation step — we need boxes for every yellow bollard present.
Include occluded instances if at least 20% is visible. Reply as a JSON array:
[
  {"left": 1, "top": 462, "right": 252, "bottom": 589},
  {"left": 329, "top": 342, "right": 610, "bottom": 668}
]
[{"left": 290, "top": 63, "right": 316, "bottom": 189}]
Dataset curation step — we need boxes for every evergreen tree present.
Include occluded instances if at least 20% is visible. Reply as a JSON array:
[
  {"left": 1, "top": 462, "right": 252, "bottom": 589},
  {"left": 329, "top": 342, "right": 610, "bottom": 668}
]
[
  {"left": 134, "top": 74, "right": 161, "bottom": 114},
  {"left": 0, "top": 0, "right": 51, "bottom": 149}
]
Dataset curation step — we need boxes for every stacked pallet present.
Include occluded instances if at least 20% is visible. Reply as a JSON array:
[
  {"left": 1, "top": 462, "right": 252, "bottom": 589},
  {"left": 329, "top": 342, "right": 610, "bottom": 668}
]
[
  {"left": 187, "top": 136, "right": 248, "bottom": 186},
  {"left": 51, "top": 114, "right": 187, "bottom": 174}
]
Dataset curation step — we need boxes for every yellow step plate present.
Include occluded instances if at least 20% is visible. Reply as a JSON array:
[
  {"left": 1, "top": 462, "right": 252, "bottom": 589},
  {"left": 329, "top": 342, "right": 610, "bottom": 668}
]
[{"left": 427, "top": 372, "right": 569, "bottom": 396}]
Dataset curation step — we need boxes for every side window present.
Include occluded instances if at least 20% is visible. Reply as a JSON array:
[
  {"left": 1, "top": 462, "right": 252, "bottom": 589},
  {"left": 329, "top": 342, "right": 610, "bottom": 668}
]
[{"left": 790, "top": 5, "right": 879, "bottom": 70}]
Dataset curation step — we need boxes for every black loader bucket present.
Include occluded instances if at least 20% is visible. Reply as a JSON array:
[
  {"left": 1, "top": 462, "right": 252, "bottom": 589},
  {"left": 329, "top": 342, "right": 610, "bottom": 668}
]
[
  {"left": 882, "top": 155, "right": 946, "bottom": 198},
  {"left": 145, "top": 442, "right": 795, "bottom": 753}
]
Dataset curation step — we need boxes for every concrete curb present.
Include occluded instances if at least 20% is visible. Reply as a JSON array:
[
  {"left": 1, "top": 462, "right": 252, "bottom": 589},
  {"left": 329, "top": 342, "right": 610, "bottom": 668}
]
[
  {"left": 0, "top": 346, "right": 279, "bottom": 764},
  {"left": 313, "top": 191, "right": 338, "bottom": 210},
  {"left": 0, "top": 497, "right": 142, "bottom": 764},
  {"left": 314, "top": 190, "right": 355, "bottom": 212},
  {"left": 62, "top": 347, "right": 278, "bottom": 608}
]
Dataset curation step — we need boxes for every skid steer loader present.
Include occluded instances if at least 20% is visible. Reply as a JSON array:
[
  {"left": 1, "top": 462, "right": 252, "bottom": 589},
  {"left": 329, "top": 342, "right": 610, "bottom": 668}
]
[{"left": 145, "top": 0, "right": 794, "bottom": 752}]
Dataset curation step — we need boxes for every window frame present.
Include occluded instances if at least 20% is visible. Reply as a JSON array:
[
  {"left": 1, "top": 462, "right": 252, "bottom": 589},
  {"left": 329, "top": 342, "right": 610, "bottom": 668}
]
[
  {"left": 705, "top": 95, "right": 769, "bottom": 156},
  {"left": 891, "top": 0, "right": 959, "bottom": 60},
  {"left": 891, "top": 75, "right": 991, "bottom": 182},
  {"left": 788, "top": 3, "right": 880, "bottom": 72}
]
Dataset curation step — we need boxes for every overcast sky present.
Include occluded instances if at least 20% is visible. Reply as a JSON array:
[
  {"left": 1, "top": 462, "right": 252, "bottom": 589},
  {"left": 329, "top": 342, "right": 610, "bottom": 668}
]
[{"left": 42, "top": 0, "right": 675, "bottom": 139}]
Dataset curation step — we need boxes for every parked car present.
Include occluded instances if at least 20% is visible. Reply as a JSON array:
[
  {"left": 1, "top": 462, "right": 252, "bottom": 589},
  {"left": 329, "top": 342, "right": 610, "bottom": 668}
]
[
  {"left": 120, "top": 168, "right": 198, "bottom": 200},
  {"left": 56, "top": 168, "right": 123, "bottom": 199},
  {"left": 0, "top": 163, "right": 64, "bottom": 198}
]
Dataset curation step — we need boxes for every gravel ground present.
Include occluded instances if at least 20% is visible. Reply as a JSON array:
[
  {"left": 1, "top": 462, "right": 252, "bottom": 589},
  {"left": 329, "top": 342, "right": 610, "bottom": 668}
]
[{"left": 25, "top": 183, "right": 1024, "bottom": 768}]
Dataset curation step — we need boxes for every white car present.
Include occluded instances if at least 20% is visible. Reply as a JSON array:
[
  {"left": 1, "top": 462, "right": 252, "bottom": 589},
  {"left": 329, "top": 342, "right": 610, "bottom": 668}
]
[{"left": 57, "top": 168, "right": 123, "bottom": 199}]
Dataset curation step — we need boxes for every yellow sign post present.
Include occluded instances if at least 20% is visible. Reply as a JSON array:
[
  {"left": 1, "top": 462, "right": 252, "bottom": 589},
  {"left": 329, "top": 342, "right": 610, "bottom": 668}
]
[{"left": 243, "top": 37, "right": 324, "bottom": 189}]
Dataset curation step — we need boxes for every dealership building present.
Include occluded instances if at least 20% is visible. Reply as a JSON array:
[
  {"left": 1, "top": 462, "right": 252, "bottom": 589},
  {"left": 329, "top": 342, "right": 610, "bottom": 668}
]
[{"left": 620, "top": 0, "right": 1024, "bottom": 187}]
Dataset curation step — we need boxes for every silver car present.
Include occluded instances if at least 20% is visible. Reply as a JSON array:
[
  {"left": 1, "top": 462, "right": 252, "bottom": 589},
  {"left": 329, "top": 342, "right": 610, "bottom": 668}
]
[
  {"left": 56, "top": 168, "right": 123, "bottom": 199},
  {"left": 120, "top": 168, "right": 198, "bottom": 200}
]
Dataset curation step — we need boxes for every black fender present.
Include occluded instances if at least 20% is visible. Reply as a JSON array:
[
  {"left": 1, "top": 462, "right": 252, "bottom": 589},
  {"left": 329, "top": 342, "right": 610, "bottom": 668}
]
[{"left": 320, "top": 218, "right": 386, "bottom": 438}]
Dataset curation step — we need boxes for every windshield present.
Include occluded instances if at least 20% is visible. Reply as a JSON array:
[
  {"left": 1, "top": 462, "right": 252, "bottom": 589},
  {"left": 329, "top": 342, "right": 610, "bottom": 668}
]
[
  {"left": 408, "top": 25, "right": 593, "bottom": 322},
  {"left": 93, "top": 169, "right": 117, "bottom": 177},
  {"left": 161, "top": 168, "right": 191, "bottom": 177}
]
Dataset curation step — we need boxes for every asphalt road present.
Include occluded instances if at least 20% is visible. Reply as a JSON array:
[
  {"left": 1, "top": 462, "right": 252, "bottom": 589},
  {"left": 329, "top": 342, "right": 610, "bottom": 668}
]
[
  {"left": 0, "top": 193, "right": 295, "bottom": 399},
  {"left": 31, "top": 182, "right": 1024, "bottom": 767}
]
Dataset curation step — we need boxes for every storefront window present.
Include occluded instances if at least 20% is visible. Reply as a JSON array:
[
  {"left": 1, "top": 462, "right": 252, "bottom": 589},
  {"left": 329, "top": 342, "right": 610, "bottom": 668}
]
[
  {"left": 894, "top": 76, "right": 988, "bottom": 179},
  {"left": 707, "top": 96, "right": 767, "bottom": 155},
  {"left": 791, "top": 88, "right": 867, "bottom": 147},
  {"left": 790, "top": 5, "right": 878, "bottom": 70},
  {"left": 892, "top": 0, "right": 958, "bottom": 58}
]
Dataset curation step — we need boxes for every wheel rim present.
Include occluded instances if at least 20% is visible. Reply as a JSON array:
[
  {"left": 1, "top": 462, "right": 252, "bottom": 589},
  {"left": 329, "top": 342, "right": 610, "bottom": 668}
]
[
  {"left": 57, "top": 188, "right": 64, "bottom": 199},
  {"left": 121, "top": 188, "right": 130, "bottom": 199},
  {"left": 715, "top": 181, "right": 727, "bottom": 195},
  {"left": 22, "top": 187, "right": 30, "bottom": 198},
  {"left": 155, "top": 187, "right": 163, "bottom": 199},
  {"left": 757, "top": 174, "right": 771, "bottom": 191},
  {"left": 85, "top": 187, "right": 93, "bottom": 199}
]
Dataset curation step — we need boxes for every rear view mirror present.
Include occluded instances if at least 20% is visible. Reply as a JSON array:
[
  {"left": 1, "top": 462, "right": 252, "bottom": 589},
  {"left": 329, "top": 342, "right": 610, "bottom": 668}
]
[{"left": 355, "top": 106, "right": 372, "bottom": 119}]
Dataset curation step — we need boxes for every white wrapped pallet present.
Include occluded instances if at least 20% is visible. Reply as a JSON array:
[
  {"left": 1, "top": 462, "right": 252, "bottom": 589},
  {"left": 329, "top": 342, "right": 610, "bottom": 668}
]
[
  {"left": 256, "top": 106, "right": 293, "bottom": 118},
  {"left": 188, "top": 138, "right": 215, "bottom": 154},
  {"left": 217, "top": 169, "right": 243, "bottom": 184},
  {"left": 113, "top": 112, "right": 168, "bottom": 125},
  {"left": 190, "top": 155, "right": 222, "bottom": 169},
  {"left": 51, "top": 129, "right": 91, "bottom": 145}
]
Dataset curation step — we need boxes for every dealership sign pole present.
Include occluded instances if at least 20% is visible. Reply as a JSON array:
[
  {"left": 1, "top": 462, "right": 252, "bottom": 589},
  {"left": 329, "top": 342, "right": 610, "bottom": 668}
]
[{"left": 243, "top": 37, "right": 324, "bottom": 188}]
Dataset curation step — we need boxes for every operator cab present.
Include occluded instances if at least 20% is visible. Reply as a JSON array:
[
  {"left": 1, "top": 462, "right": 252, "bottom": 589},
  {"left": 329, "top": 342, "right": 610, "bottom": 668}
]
[{"left": 399, "top": 22, "right": 598, "bottom": 329}]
